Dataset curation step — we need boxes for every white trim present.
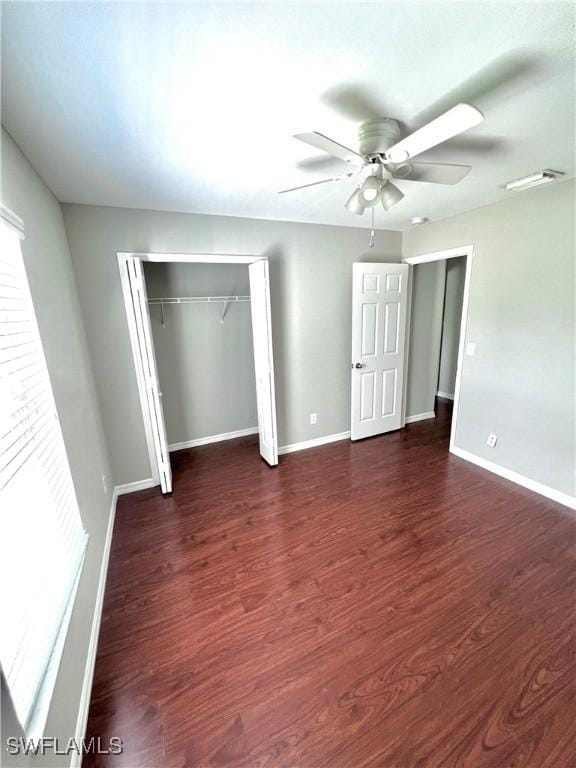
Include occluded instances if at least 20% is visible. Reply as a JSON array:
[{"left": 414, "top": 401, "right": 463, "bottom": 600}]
[
  {"left": 27, "top": 557, "right": 84, "bottom": 739},
  {"left": 115, "top": 478, "right": 157, "bottom": 495},
  {"left": 71, "top": 490, "right": 118, "bottom": 768},
  {"left": 437, "top": 391, "right": 454, "bottom": 400},
  {"left": 401, "top": 264, "right": 413, "bottom": 427},
  {"left": 169, "top": 427, "right": 258, "bottom": 452},
  {"left": 117, "top": 252, "right": 263, "bottom": 265},
  {"left": 405, "top": 411, "right": 436, "bottom": 424},
  {"left": 279, "top": 431, "right": 350, "bottom": 455},
  {"left": 451, "top": 446, "right": 576, "bottom": 511},
  {"left": 0, "top": 204, "right": 25, "bottom": 238},
  {"left": 402, "top": 245, "right": 474, "bottom": 265},
  {"left": 449, "top": 248, "right": 473, "bottom": 453},
  {"left": 402, "top": 244, "right": 474, "bottom": 454}
]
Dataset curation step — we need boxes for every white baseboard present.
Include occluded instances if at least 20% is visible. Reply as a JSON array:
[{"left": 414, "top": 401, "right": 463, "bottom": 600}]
[
  {"left": 279, "top": 430, "right": 351, "bottom": 455},
  {"left": 405, "top": 411, "right": 436, "bottom": 424},
  {"left": 169, "top": 426, "right": 259, "bottom": 452},
  {"left": 71, "top": 489, "right": 118, "bottom": 768},
  {"left": 115, "top": 477, "right": 156, "bottom": 495},
  {"left": 437, "top": 391, "right": 454, "bottom": 400},
  {"left": 451, "top": 446, "right": 576, "bottom": 511}
]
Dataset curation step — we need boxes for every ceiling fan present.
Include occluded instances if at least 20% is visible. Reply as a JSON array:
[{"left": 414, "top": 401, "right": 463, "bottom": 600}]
[{"left": 280, "top": 103, "right": 484, "bottom": 215}]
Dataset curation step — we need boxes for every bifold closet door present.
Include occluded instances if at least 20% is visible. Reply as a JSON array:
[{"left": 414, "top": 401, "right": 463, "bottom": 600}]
[
  {"left": 125, "top": 258, "right": 173, "bottom": 493},
  {"left": 249, "top": 259, "right": 278, "bottom": 466}
]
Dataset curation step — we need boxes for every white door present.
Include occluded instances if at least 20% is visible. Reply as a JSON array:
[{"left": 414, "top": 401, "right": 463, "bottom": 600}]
[
  {"left": 351, "top": 263, "right": 409, "bottom": 440},
  {"left": 125, "top": 258, "right": 173, "bottom": 493},
  {"left": 249, "top": 259, "right": 278, "bottom": 466}
]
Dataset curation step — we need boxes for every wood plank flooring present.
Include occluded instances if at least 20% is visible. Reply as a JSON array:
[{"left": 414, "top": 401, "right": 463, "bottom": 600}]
[{"left": 85, "top": 401, "right": 576, "bottom": 768}]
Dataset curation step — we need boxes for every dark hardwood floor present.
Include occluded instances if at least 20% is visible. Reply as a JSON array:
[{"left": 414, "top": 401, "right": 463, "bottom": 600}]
[{"left": 85, "top": 400, "right": 576, "bottom": 768}]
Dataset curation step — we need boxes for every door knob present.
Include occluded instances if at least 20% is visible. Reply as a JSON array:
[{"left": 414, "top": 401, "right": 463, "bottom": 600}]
[{"left": 354, "top": 362, "right": 365, "bottom": 369}]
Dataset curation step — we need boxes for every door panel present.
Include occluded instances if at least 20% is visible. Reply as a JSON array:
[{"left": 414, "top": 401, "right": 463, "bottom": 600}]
[
  {"left": 361, "top": 303, "right": 378, "bottom": 356},
  {"left": 351, "top": 263, "right": 409, "bottom": 440},
  {"left": 249, "top": 260, "right": 278, "bottom": 466},
  {"left": 383, "top": 302, "right": 400, "bottom": 353},
  {"left": 126, "top": 258, "right": 173, "bottom": 493},
  {"left": 382, "top": 369, "right": 397, "bottom": 416},
  {"left": 360, "top": 371, "right": 376, "bottom": 421}
]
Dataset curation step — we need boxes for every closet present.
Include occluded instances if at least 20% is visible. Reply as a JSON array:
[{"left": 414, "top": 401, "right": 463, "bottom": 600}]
[{"left": 119, "top": 253, "right": 278, "bottom": 493}]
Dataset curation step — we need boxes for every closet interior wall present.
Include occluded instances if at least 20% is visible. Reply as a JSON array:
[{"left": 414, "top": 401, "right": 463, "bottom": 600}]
[
  {"left": 143, "top": 262, "right": 258, "bottom": 449},
  {"left": 437, "top": 257, "right": 466, "bottom": 399}
]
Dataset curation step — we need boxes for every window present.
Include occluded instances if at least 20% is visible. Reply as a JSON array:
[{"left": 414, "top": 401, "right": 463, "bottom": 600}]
[{"left": 0, "top": 208, "right": 88, "bottom": 734}]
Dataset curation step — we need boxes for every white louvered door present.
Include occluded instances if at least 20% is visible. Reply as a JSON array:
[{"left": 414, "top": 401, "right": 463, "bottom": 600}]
[
  {"left": 123, "top": 257, "right": 172, "bottom": 493},
  {"left": 0, "top": 213, "right": 87, "bottom": 732},
  {"left": 351, "top": 263, "right": 409, "bottom": 440},
  {"left": 249, "top": 259, "right": 278, "bottom": 466}
]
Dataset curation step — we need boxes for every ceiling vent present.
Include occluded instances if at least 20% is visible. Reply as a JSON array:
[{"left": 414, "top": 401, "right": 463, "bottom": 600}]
[{"left": 502, "top": 170, "right": 565, "bottom": 192}]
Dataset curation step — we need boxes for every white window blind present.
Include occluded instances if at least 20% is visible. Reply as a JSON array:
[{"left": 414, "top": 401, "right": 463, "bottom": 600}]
[{"left": 0, "top": 212, "right": 88, "bottom": 734}]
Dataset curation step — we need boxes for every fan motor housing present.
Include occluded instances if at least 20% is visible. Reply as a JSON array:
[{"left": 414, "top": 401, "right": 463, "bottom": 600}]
[{"left": 358, "top": 119, "right": 401, "bottom": 156}]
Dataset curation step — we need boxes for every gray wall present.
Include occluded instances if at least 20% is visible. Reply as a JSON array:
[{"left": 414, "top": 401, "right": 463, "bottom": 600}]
[
  {"left": 438, "top": 257, "right": 466, "bottom": 397},
  {"left": 1, "top": 128, "right": 113, "bottom": 765},
  {"left": 403, "top": 179, "right": 575, "bottom": 497},
  {"left": 405, "top": 260, "right": 446, "bottom": 417},
  {"left": 62, "top": 204, "right": 402, "bottom": 486},
  {"left": 143, "top": 262, "right": 257, "bottom": 445}
]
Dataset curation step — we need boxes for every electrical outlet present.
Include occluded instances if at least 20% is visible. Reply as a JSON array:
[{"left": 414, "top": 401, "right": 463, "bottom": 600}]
[
  {"left": 310, "top": 413, "right": 318, "bottom": 425},
  {"left": 466, "top": 341, "right": 476, "bottom": 356},
  {"left": 487, "top": 433, "right": 498, "bottom": 448},
  {"left": 102, "top": 474, "right": 108, "bottom": 494}
]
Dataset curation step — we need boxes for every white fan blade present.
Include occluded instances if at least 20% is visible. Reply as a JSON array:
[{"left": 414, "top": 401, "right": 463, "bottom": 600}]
[
  {"left": 294, "top": 132, "right": 363, "bottom": 164},
  {"left": 278, "top": 174, "right": 352, "bottom": 194},
  {"left": 392, "top": 162, "right": 472, "bottom": 185},
  {"left": 385, "top": 104, "right": 484, "bottom": 163}
]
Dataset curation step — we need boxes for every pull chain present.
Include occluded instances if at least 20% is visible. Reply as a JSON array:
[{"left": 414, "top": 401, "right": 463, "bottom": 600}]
[{"left": 369, "top": 207, "right": 375, "bottom": 248}]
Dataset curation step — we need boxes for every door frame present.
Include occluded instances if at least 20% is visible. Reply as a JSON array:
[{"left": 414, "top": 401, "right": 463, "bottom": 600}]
[
  {"left": 402, "top": 244, "right": 474, "bottom": 452},
  {"left": 117, "top": 251, "right": 273, "bottom": 486}
]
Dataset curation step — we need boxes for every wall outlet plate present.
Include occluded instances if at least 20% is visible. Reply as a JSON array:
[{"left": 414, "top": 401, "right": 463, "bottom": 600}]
[
  {"left": 310, "top": 413, "right": 318, "bottom": 425},
  {"left": 487, "top": 433, "right": 498, "bottom": 448}
]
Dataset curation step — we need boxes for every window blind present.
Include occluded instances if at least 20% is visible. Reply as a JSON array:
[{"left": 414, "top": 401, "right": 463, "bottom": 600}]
[{"left": 0, "top": 213, "right": 88, "bottom": 733}]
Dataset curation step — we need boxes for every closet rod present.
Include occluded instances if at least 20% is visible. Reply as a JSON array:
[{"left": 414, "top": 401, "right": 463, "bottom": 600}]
[{"left": 147, "top": 295, "right": 250, "bottom": 304}]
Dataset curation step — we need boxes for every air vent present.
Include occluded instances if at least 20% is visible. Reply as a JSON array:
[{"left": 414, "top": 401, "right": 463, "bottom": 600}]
[{"left": 502, "top": 170, "right": 565, "bottom": 192}]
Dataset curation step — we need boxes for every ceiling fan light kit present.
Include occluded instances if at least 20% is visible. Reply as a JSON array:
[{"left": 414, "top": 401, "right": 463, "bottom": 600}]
[
  {"left": 345, "top": 189, "right": 365, "bottom": 215},
  {"left": 380, "top": 182, "right": 405, "bottom": 211},
  {"left": 281, "top": 101, "right": 485, "bottom": 224},
  {"left": 358, "top": 175, "right": 381, "bottom": 206}
]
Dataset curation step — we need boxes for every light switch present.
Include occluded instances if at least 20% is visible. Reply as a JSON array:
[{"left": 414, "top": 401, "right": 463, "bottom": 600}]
[{"left": 466, "top": 342, "right": 476, "bottom": 356}]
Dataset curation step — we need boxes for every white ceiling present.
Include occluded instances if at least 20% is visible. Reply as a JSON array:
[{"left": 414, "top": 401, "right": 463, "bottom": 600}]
[{"left": 1, "top": 2, "right": 574, "bottom": 231}]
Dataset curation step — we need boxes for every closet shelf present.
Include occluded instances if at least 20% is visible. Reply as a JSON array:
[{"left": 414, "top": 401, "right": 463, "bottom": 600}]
[{"left": 148, "top": 296, "right": 251, "bottom": 325}]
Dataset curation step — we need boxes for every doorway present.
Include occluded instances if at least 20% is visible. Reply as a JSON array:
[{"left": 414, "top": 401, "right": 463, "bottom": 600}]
[
  {"left": 349, "top": 247, "right": 473, "bottom": 451},
  {"left": 403, "top": 245, "right": 474, "bottom": 452},
  {"left": 118, "top": 252, "right": 278, "bottom": 493}
]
